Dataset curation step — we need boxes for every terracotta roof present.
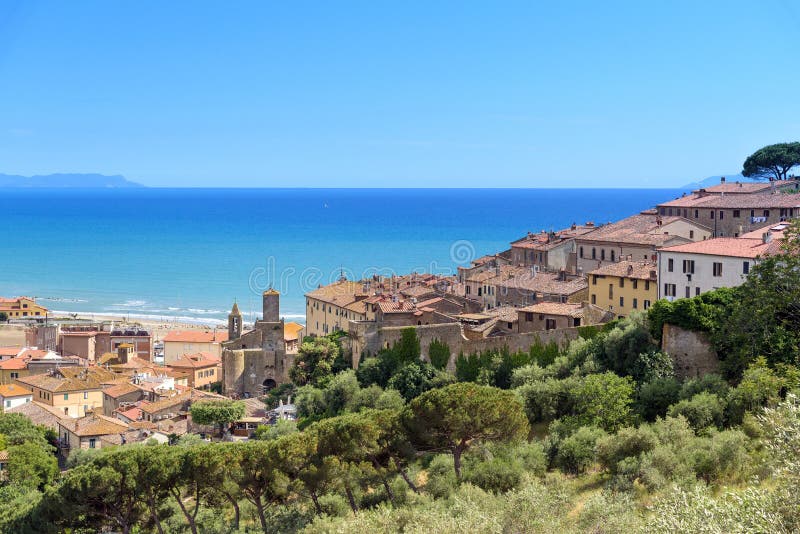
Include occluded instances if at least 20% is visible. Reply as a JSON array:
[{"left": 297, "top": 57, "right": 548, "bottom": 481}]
[
  {"left": 739, "top": 222, "right": 791, "bottom": 240},
  {"left": 60, "top": 413, "right": 129, "bottom": 437},
  {"left": 695, "top": 181, "right": 775, "bottom": 194},
  {"left": 0, "top": 384, "right": 32, "bottom": 398},
  {"left": 0, "top": 357, "right": 28, "bottom": 370},
  {"left": 163, "top": 330, "right": 228, "bottom": 343},
  {"left": 659, "top": 191, "right": 800, "bottom": 210},
  {"left": 0, "top": 347, "right": 21, "bottom": 358},
  {"left": 588, "top": 260, "right": 658, "bottom": 280},
  {"left": 17, "top": 367, "right": 115, "bottom": 393},
  {"left": 511, "top": 225, "right": 597, "bottom": 251},
  {"left": 494, "top": 270, "right": 588, "bottom": 296},
  {"left": 18, "top": 349, "right": 51, "bottom": 360},
  {"left": 103, "top": 382, "right": 142, "bottom": 398},
  {"left": 283, "top": 322, "right": 304, "bottom": 342},
  {"left": 658, "top": 237, "right": 776, "bottom": 259},
  {"left": 518, "top": 302, "right": 585, "bottom": 318},
  {"left": 377, "top": 300, "right": 416, "bottom": 313},
  {"left": 116, "top": 406, "right": 143, "bottom": 421},
  {"left": 140, "top": 391, "right": 191, "bottom": 414},
  {"left": 168, "top": 352, "right": 221, "bottom": 369},
  {"left": 305, "top": 280, "right": 367, "bottom": 307},
  {"left": 576, "top": 214, "right": 697, "bottom": 246}
]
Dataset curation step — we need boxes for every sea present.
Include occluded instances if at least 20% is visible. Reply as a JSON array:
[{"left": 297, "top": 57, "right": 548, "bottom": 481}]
[{"left": 0, "top": 188, "right": 683, "bottom": 325}]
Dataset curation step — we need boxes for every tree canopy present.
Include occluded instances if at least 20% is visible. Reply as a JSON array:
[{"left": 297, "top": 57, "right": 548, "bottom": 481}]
[
  {"left": 189, "top": 400, "right": 245, "bottom": 437},
  {"left": 403, "top": 382, "right": 529, "bottom": 479},
  {"left": 742, "top": 142, "right": 800, "bottom": 181}
]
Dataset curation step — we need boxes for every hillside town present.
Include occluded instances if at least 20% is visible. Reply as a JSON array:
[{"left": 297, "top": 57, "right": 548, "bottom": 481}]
[{"left": 0, "top": 176, "right": 797, "bottom": 457}]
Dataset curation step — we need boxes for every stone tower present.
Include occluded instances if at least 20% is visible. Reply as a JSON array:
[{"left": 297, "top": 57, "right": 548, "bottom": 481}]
[
  {"left": 263, "top": 289, "right": 280, "bottom": 322},
  {"left": 228, "top": 301, "right": 242, "bottom": 341},
  {"left": 221, "top": 288, "right": 289, "bottom": 397}
]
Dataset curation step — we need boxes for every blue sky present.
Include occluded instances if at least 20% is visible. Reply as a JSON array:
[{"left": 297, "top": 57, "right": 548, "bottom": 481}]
[{"left": 0, "top": 1, "right": 798, "bottom": 188}]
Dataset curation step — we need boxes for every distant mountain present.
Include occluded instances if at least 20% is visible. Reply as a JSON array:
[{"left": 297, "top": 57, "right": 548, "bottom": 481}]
[
  {"left": 679, "top": 173, "right": 759, "bottom": 191},
  {"left": 0, "top": 173, "right": 144, "bottom": 188}
]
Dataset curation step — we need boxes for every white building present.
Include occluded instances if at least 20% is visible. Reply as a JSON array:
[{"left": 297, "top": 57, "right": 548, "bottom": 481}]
[
  {"left": 657, "top": 227, "right": 783, "bottom": 300},
  {"left": 0, "top": 384, "right": 33, "bottom": 411}
]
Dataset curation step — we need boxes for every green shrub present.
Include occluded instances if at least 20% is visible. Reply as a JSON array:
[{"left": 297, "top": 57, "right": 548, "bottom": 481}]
[
  {"left": 463, "top": 456, "right": 524, "bottom": 493},
  {"left": 554, "top": 426, "right": 607, "bottom": 475},
  {"left": 637, "top": 377, "right": 681, "bottom": 421},
  {"left": 668, "top": 392, "right": 726, "bottom": 431}
]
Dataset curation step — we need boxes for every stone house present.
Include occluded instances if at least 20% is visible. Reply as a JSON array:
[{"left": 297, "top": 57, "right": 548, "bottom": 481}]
[
  {"left": 16, "top": 366, "right": 116, "bottom": 418},
  {"left": 510, "top": 224, "right": 597, "bottom": 273},
  {"left": 166, "top": 352, "right": 221, "bottom": 389},
  {"left": 657, "top": 179, "right": 800, "bottom": 238},
  {"left": 57, "top": 412, "right": 130, "bottom": 455}
]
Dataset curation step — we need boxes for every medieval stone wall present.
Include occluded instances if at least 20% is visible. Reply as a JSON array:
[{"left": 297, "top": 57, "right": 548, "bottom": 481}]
[
  {"left": 661, "top": 323, "right": 720, "bottom": 379},
  {"left": 348, "top": 320, "right": 581, "bottom": 371}
]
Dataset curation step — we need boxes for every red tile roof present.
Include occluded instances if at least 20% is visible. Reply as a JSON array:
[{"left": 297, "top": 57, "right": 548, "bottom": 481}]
[
  {"left": 518, "top": 302, "right": 585, "bottom": 318},
  {"left": 0, "top": 357, "right": 27, "bottom": 370},
  {"left": 168, "top": 352, "right": 221, "bottom": 369},
  {"left": 0, "top": 384, "right": 32, "bottom": 398},
  {"left": 659, "top": 237, "right": 776, "bottom": 259}
]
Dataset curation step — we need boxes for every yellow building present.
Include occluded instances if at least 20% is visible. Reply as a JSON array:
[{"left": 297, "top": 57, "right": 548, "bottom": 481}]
[
  {"left": 16, "top": 367, "right": 116, "bottom": 418},
  {"left": 0, "top": 357, "right": 30, "bottom": 385},
  {"left": 588, "top": 261, "right": 658, "bottom": 318},
  {"left": 0, "top": 297, "right": 48, "bottom": 319}
]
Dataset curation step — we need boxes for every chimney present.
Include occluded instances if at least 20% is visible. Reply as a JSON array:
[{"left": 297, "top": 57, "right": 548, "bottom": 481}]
[
  {"left": 627, "top": 264, "right": 634, "bottom": 275},
  {"left": 649, "top": 270, "right": 657, "bottom": 280},
  {"left": 720, "top": 176, "right": 726, "bottom": 183},
  {"left": 763, "top": 232, "right": 772, "bottom": 244}
]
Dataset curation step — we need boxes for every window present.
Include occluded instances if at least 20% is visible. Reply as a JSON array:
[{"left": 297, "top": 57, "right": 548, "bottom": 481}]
[
  {"left": 743, "top": 261, "right": 750, "bottom": 274},
  {"left": 591, "top": 294, "right": 596, "bottom": 304},
  {"left": 619, "top": 278, "right": 624, "bottom": 288},
  {"left": 4, "top": 401, "right": 9, "bottom": 409},
  {"left": 525, "top": 312, "right": 533, "bottom": 322},
  {"left": 545, "top": 319, "right": 556, "bottom": 330},
  {"left": 632, "top": 298, "right": 638, "bottom": 309},
  {"left": 668, "top": 208, "right": 673, "bottom": 216},
  {"left": 733, "top": 210, "right": 740, "bottom": 218},
  {"left": 610, "top": 250, "right": 615, "bottom": 261},
  {"left": 694, "top": 209, "right": 699, "bottom": 218},
  {"left": 601, "top": 249, "right": 606, "bottom": 261},
  {"left": 764, "top": 210, "right": 770, "bottom": 217},
  {"left": 592, "top": 248, "right": 596, "bottom": 259},
  {"left": 645, "top": 281, "right": 650, "bottom": 291},
  {"left": 608, "top": 284, "right": 613, "bottom": 298},
  {"left": 10, "top": 372, "right": 17, "bottom": 379},
  {"left": 64, "top": 393, "right": 69, "bottom": 400},
  {"left": 695, "top": 287, "right": 701, "bottom": 296},
  {"left": 579, "top": 246, "right": 584, "bottom": 258},
  {"left": 632, "top": 279, "right": 638, "bottom": 289},
  {"left": 89, "top": 438, "right": 96, "bottom": 449},
  {"left": 689, "top": 230, "right": 694, "bottom": 239},
  {"left": 664, "top": 284, "right": 677, "bottom": 297},
  {"left": 84, "top": 392, "right": 88, "bottom": 399},
  {"left": 668, "top": 258, "right": 674, "bottom": 272},
  {"left": 682, "top": 259, "right": 695, "bottom": 274},
  {"left": 751, "top": 209, "right": 755, "bottom": 218},
  {"left": 713, "top": 262, "right": 723, "bottom": 277},
  {"left": 619, "top": 296, "right": 624, "bottom": 307},
  {"left": 719, "top": 210, "right": 724, "bottom": 220},
  {"left": 685, "top": 286, "right": 691, "bottom": 298},
  {"left": 710, "top": 210, "right": 715, "bottom": 219},
  {"left": 644, "top": 300, "right": 651, "bottom": 310},
  {"left": 507, "top": 322, "right": 513, "bottom": 329}
]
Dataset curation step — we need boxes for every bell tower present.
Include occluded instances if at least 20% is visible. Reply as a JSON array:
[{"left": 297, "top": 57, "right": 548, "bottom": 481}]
[{"left": 228, "top": 301, "right": 242, "bottom": 341}]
